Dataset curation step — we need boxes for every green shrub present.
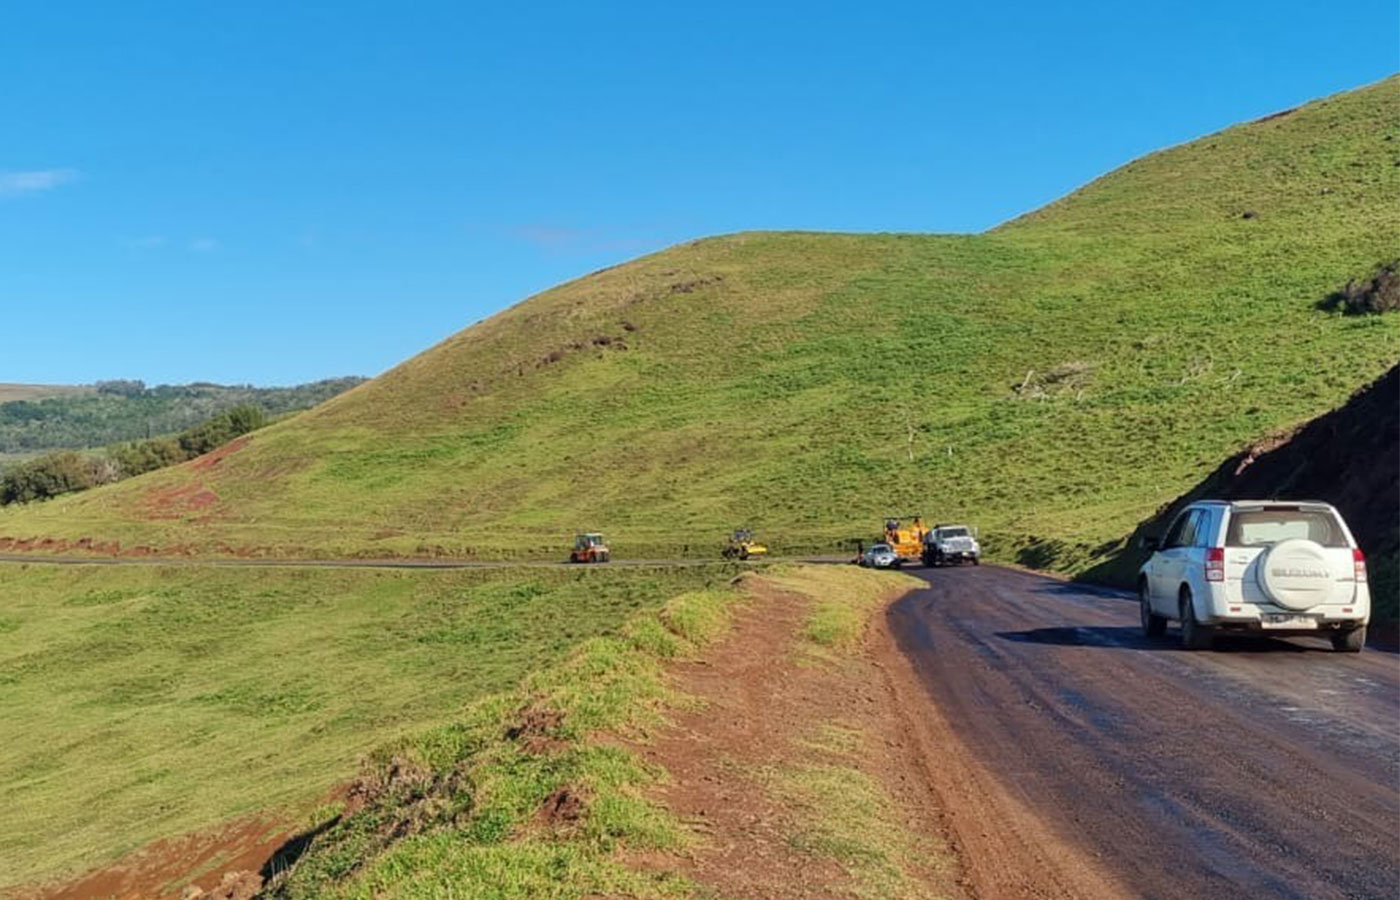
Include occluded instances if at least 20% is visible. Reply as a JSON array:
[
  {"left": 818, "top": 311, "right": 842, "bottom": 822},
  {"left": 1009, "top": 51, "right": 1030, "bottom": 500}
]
[{"left": 1, "top": 452, "right": 97, "bottom": 504}]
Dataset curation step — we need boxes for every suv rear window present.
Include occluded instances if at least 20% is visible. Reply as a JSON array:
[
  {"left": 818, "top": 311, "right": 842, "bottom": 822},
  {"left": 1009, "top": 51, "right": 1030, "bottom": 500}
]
[{"left": 1225, "top": 509, "right": 1347, "bottom": 548}]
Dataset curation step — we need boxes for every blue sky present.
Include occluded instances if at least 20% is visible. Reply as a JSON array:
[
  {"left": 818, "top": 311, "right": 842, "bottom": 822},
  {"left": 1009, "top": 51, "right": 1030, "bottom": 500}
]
[{"left": 2, "top": 1, "right": 1395, "bottom": 386}]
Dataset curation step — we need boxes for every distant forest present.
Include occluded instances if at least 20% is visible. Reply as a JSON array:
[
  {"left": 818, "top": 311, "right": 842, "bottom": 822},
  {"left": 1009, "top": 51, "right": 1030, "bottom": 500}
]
[{"left": 0, "top": 377, "right": 365, "bottom": 455}]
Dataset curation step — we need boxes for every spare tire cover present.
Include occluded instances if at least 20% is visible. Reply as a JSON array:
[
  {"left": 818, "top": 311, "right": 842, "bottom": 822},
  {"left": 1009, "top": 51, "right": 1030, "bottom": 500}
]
[{"left": 1258, "top": 539, "right": 1335, "bottom": 610}]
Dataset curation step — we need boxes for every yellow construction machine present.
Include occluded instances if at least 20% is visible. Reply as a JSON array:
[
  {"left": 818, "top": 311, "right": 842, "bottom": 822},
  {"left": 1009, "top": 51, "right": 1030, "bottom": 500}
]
[
  {"left": 569, "top": 532, "right": 611, "bottom": 563},
  {"left": 883, "top": 516, "right": 928, "bottom": 562},
  {"left": 722, "top": 528, "right": 768, "bottom": 560}
]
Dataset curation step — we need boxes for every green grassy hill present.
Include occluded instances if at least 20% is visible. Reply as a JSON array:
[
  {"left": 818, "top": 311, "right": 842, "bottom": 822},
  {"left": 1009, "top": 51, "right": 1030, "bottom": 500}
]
[{"left": 2, "top": 78, "right": 1396, "bottom": 573}]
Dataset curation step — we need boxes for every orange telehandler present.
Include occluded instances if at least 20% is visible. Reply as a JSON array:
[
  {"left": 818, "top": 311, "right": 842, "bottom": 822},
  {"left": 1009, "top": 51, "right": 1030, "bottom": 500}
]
[{"left": 883, "top": 516, "right": 929, "bottom": 563}]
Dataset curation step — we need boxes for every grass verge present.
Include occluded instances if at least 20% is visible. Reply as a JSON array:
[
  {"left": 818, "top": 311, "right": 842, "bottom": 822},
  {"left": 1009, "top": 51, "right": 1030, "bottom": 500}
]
[
  {"left": 760, "top": 566, "right": 943, "bottom": 900},
  {"left": 263, "top": 585, "right": 747, "bottom": 899},
  {"left": 0, "top": 563, "right": 731, "bottom": 890}
]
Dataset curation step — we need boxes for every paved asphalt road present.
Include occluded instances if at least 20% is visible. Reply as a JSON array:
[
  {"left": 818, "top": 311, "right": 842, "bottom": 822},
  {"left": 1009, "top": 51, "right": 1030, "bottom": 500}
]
[{"left": 889, "top": 565, "right": 1400, "bottom": 900}]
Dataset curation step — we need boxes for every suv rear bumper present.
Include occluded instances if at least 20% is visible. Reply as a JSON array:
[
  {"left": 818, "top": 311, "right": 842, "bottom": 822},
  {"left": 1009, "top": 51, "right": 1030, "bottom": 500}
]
[{"left": 1202, "top": 608, "right": 1368, "bottom": 632}]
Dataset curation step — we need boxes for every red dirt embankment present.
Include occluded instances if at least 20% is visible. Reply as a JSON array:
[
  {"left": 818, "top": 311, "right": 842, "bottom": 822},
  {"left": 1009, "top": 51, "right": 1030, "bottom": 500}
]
[{"left": 8, "top": 819, "right": 290, "bottom": 900}]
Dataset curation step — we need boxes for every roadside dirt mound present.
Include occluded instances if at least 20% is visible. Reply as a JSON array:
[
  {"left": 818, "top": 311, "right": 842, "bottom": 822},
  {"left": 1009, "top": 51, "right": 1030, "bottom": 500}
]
[
  {"left": 179, "top": 871, "right": 261, "bottom": 900},
  {"left": 11, "top": 819, "right": 290, "bottom": 900},
  {"left": 533, "top": 786, "right": 587, "bottom": 830},
  {"left": 504, "top": 705, "right": 568, "bottom": 755},
  {"left": 340, "top": 754, "right": 470, "bottom": 836},
  {"left": 1318, "top": 261, "right": 1400, "bottom": 315}
]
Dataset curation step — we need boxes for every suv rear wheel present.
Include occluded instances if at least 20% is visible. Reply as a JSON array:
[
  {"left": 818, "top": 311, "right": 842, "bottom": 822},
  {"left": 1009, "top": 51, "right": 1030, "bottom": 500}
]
[
  {"left": 1139, "top": 580, "right": 1167, "bottom": 638},
  {"left": 1179, "top": 590, "right": 1213, "bottom": 650},
  {"left": 1332, "top": 626, "right": 1366, "bottom": 653}
]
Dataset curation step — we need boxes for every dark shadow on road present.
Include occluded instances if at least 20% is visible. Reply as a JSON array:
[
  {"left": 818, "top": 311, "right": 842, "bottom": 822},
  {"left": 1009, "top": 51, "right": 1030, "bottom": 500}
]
[
  {"left": 1026, "top": 580, "right": 1134, "bottom": 602},
  {"left": 996, "top": 626, "right": 1335, "bottom": 654}
]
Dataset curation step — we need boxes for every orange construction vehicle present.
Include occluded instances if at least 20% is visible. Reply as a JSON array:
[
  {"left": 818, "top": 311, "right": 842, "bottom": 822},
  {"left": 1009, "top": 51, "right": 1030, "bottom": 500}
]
[
  {"left": 569, "top": 532, "right": 611, "bottom": 563},
  {"left": 883, "top": 516, "right": 929, "bottom": 562}
]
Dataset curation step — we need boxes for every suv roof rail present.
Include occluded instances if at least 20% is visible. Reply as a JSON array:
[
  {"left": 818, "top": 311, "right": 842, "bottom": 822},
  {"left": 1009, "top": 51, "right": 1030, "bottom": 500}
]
[{"left": 1221, "top": 498, "right": 1335, "bottom": 507}]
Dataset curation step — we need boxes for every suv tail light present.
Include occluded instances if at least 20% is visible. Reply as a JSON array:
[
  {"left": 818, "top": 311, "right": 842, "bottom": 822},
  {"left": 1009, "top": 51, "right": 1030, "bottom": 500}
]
[
  {"left": 1205, "top": 547, "right": 1225, "bottom": 582},
  {"left": 1353, "top": 548, "right": 1367, "bottom": 582}
]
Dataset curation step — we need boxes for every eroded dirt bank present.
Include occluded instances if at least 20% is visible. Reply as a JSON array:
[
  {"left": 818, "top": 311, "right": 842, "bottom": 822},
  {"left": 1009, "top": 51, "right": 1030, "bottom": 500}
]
[{"left": 7, "top": 818, "right": 291, "bottom": 900}]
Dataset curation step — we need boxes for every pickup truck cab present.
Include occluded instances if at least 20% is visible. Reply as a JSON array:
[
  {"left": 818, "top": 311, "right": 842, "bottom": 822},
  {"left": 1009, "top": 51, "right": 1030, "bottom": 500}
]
[
  {"left": 1138, "top": 500, "right": 1370, "bottom": 651},
  {"left": 922, "top": 525, "right": 981, "bottom": 567}
]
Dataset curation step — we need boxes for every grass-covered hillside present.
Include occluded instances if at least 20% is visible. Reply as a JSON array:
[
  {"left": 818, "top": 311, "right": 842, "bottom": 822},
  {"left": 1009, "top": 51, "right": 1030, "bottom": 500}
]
[
  {"left": 0, "top": 561, "right": 726, "bottom": 889},
  {"left": 2, "top": 78, "right": 1396, "bottom": 570}
]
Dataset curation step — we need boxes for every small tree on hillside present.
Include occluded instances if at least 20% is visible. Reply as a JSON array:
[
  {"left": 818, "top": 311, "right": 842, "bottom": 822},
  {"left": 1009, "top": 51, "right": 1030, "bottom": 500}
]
[
  {"left": 177, "top": 404, "right": 267, "bottom": 457},
  {"left": 0, "top": 452, "right": 97, "bottom": 504}
]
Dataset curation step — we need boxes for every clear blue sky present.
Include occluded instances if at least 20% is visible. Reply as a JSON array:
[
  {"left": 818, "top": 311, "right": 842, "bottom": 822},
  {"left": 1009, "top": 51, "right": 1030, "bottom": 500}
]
[{"left": 2, "top": 1, "right": 1395, "bottom": 386}]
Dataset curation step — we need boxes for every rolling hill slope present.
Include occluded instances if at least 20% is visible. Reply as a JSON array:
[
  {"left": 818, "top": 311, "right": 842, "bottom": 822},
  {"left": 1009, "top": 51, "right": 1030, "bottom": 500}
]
[{"left": 2, "top": 78, "right": 1396, "bottom": 569}]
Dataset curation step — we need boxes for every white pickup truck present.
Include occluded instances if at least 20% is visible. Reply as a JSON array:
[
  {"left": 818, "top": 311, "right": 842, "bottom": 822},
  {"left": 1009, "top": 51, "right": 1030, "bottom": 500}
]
[
  {"left": 921, "top": 525, "right": 981, "bottom": 567},
  {"left": 1138, "top": 500, "right": 1370, "bottom": 651}
]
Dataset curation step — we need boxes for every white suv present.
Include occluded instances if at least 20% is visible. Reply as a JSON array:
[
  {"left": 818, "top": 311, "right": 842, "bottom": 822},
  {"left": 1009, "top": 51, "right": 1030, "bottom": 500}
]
[{"left": 1138, "top": 501, "right": 1370, "bottom": 652}]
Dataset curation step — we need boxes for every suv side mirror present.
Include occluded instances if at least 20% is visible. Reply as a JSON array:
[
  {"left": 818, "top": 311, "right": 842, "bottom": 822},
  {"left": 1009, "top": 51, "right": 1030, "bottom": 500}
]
[{"left": 1140, "top": 535, "right": 1161, "bottom": 552}]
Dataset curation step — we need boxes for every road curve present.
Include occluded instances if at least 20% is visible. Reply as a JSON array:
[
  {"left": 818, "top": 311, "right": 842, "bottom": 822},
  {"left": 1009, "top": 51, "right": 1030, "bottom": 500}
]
[{"left": 888, "top": 565, "right": 1399, "bottom": 900}]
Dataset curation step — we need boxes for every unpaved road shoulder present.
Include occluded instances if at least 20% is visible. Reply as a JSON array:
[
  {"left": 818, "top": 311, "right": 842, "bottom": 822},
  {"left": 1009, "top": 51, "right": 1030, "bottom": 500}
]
[{"left": 628, "top": 570, "right": 1123, "bottom": 899}]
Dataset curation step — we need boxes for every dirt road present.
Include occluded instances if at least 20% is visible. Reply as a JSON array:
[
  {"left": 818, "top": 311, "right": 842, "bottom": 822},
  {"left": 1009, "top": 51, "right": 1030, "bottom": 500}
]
[{"left": 888, "top": 565, "right": 1399, "bottom": 900}]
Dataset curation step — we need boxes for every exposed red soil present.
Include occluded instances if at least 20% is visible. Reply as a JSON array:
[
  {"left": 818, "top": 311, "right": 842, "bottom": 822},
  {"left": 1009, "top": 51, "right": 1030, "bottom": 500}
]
[
  {"left": 621, "top": 585, "right": 952, "bottom": 900},
  {"left": 0, "top": 537, "right": 336, "bottom": 561},
  {"left": 0, "top": 536, "right": 123, "bottom": 555},
  {"left": 7, "top": 818, "right": 291, "bottom": 900},
  {"left": 625, "top": 577, "right": 1122, "bottom": 899},
  {"left": 505, "top": 706, "right": 569, "bottom": 755},
  {"left": 140, "top": 483, "right": 221, "bottom": 520},
  {"left": 189, "top": 436, "right": 251, "bottom": 472},
  {"left": 534, "top": 786, "right": 588, "bottom": 830}
]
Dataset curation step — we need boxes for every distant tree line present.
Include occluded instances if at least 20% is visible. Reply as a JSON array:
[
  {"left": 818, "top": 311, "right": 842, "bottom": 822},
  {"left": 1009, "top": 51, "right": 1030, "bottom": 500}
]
[
  {"left": 95, "top": 379, "right": 147, "bottom": 397},
  {"left": 0, "top": 376, "right": 363, "bottom": 454},
  {"left": 0, "top": 404, "right": 267, "bottom": 506}
]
